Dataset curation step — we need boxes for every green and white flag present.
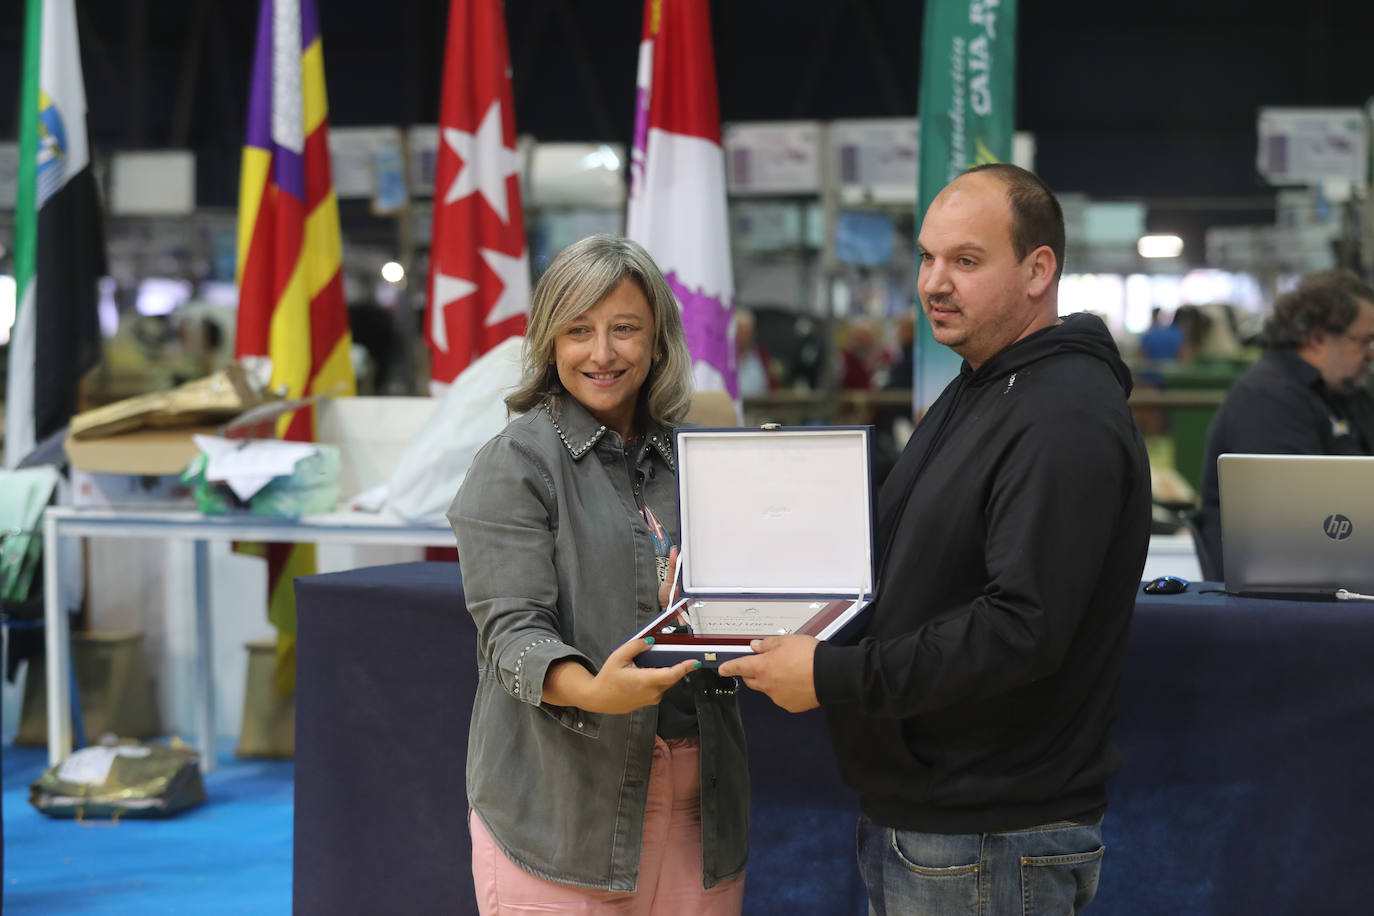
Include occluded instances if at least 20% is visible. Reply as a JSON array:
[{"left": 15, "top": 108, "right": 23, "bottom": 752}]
[
  {"left": 5, "top": 0, "right": 105, "bottom": 468},
  {"left": 914, "top": 0, "right": 1018, "bottom": 412}
]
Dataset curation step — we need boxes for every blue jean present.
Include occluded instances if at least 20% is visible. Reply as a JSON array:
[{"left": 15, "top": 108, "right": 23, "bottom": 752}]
[{"left": 856, "top": 812, "right": 1105, "bottom": 916}]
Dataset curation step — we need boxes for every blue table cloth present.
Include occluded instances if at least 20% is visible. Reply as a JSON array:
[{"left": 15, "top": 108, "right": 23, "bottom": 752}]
[{"left": 294, "top": 567, "right": 1374, "bottom": 915}]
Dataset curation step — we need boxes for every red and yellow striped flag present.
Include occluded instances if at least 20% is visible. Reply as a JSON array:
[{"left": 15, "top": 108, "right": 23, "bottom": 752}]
[{"left": 235, "top": 0, "right": 354, "bottom": 694}]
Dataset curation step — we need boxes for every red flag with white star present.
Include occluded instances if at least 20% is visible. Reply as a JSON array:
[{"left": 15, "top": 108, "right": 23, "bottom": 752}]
[{"left": 425, "top": 0, "right": 530, "bottom": 388}]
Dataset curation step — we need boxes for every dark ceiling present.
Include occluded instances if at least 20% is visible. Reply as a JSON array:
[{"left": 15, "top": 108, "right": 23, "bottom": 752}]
[{"left": 3, "top": 0, "right": 1371, "bottom": 259}]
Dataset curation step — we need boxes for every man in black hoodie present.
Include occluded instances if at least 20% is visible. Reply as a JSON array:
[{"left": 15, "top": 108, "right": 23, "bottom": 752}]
[{"left": 721, "top": 164, "right": 1151, "bottom": 915}]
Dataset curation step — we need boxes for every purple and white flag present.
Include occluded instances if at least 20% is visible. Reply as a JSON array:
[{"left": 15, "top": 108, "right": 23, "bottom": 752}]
[{"left": 627, "top": 0, "right": 738, "bottom": 399}]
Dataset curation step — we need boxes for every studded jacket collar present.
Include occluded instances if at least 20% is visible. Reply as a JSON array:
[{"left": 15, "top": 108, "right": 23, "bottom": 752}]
[{"left": 546, "top": 395, "right": 677, "bottom": 472}]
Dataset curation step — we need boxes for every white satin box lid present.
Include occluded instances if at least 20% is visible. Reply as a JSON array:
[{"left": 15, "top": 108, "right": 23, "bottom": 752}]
[{"left": 674, "top": 426, "right": 875, "bottom": 598}]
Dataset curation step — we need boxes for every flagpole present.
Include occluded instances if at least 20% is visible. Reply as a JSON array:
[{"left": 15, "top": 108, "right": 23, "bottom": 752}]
[{"left": 817, "top": 121, "right": 842, "bottom": 396}]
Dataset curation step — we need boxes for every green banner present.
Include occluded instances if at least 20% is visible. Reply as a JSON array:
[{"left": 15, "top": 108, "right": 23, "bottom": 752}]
[{"left": 914, "top": 0, "right": 1018, "bottom": 412}]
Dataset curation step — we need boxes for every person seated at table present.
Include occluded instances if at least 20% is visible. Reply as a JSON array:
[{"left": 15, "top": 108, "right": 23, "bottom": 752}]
[
  {"left": 1138, "top": 307, "right": 1185, "bottom": 363},
  {"left": 1317, "top": 270, "right": 1374, "bottom": 451},
  {"left": 1198, "top": 269, "right": 1374, "bottom": 576},
  {"left": 448, "top": 234, "right": 748, "bottom": 914},
  {"left": 838, "top": 317, "right": 886, "bottom": 391},
  {"left": 734, "top": 307, "right": 776, "bottom": 396}
]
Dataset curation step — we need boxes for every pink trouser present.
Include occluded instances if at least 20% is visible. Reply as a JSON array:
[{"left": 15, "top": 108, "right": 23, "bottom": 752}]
[{"left": 469, "top": 736, "right": 746, "bottom": 915}]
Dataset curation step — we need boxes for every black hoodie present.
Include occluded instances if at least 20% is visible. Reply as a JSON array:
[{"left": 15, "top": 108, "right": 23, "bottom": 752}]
[{"left": 814, "top": 312, "right": 1152, "bottom": 833}]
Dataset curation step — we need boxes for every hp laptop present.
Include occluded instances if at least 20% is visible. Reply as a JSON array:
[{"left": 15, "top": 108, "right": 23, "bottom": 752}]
[{"left": 1218, "top": 453, "right": 1374, "bottom": 599}]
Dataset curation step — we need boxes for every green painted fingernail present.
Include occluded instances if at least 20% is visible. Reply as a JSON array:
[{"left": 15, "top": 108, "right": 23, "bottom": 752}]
[
  {"left": 644, "top": 636, "right": 655, "bottom": 646},
  {"left": 693, "top": 660, "right": 702, "bottom": 669}
]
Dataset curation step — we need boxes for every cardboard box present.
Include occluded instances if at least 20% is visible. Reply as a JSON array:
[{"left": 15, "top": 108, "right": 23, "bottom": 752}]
[
  {"left": 64, "top": 375, "right": 307, "bottom": 477},
  {"left": 17, "top": 630, "right": 161, "bottom": 744},
  {"left": 71, "top": 468, "right": 197, "bottom": 509},
  {"left": 237, "top": 639, "right": 295, "bottom": 758},
  {"left": 315, "top": 396, "right": 438, "bottom": 500},
  {"left": 63, "top": 395, "right": 439, "bottom": 508},
  {"left": 65, "top": 424, "right": 220, "bottom": 475},
  {"left": 68, "top": 365, "right": 263, "bottom": 441},
  {"left": 635, "top": 426, "right": 875, "bottom": 667}
]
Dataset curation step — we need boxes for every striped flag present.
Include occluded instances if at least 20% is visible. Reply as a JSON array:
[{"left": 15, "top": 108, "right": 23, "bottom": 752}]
[
  {"left": 627, "top": 0, "right": 737, "bottom": 399},
  {"left": 4, "top": 0, "right": 104, "bottom": 469},
  {"left": 235, "top": 0, "right": 355, "bottom": 693},
  {"left": 424, "top": 0, "right": 530, "bottom": 390}
]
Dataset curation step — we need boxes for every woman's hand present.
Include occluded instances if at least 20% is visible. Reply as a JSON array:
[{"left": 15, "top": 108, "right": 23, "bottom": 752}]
[{"left": 543, "top": 637, "right": 699, "bottom": 715}]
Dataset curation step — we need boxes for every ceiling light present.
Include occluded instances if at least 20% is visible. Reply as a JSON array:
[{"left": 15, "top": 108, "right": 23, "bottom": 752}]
[
  {"left": 380, "top": 261, "right": 405, "bottom": 283},
  {"left": 1138, "top": 235, "right": 1184, "bottom": 259}
]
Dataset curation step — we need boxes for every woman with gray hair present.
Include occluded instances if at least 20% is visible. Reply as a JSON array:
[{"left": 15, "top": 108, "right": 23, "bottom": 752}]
[{"left": 449, "top": 235, "right": 748, "bottom": 913}]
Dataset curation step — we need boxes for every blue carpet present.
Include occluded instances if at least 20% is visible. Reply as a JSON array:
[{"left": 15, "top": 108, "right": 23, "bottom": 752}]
[{"left": 3, "top": 741, "right": 293, "bottom": 914}]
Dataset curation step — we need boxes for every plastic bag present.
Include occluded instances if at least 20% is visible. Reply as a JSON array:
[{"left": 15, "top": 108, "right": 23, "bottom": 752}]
[
  {"left": 384, "top": 336, "right": 525, "bottom": 524},
  {"left": 182, "top": 444, "right": 341, "bottom": 519},
  {"left": 29, "top": 739, "right": 206, "bottom": 820}
]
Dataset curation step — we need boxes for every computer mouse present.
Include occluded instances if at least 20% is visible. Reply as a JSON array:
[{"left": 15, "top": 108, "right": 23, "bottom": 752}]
[{"left": 1143, "top": 575, "right": 1189, "bottom": 595}]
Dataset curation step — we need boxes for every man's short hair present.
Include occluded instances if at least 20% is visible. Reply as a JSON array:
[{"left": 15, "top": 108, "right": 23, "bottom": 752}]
[
  {"left": 1300, "top": 268, "right": 1374, "bottom": 308},
  {"left": 1264, "top": 270, "right": 1374, "bottom": 349},
  {"left": 964, "top": 163, "right": 1066, "bottom": 282}
]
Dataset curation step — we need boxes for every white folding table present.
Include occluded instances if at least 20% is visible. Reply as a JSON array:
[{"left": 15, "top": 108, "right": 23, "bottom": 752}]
[
  {"left": 42, "top": 511, "right": 1198, "bottom": 771},
  {"left": 42, "top": 506, "right": 454, "bottom": 770}
]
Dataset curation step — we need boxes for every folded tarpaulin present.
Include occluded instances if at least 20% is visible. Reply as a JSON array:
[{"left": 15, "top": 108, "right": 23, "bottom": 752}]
[{"left": 30, "top": 740, "right": 206, "bottom": 820}]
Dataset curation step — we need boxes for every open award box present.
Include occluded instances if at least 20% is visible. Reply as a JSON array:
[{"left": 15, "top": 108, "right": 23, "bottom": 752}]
[{"left": 634, "top": 426, "right": 875, "bottom": 667}]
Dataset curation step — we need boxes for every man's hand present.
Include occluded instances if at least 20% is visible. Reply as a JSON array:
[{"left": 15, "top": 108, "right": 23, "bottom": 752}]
[{"left": 718, "top": 634, "right": 820, "bottom": 712}]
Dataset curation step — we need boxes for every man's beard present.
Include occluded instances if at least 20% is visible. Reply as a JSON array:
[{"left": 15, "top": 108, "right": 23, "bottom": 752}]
[{"left": 1332, "top": 374, "right": 1371, "bottom": 396}]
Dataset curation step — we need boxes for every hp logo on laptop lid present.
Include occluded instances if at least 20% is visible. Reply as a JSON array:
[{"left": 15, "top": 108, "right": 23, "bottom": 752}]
[
  {"left": 1219, "top": 454, "right": 1374, "bottom": 597},
  {"left": 1323, "top": 515, "right": 1353, "bottom": 540}
]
